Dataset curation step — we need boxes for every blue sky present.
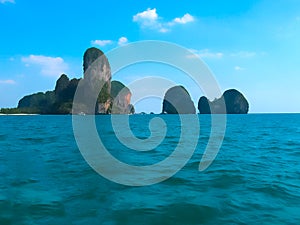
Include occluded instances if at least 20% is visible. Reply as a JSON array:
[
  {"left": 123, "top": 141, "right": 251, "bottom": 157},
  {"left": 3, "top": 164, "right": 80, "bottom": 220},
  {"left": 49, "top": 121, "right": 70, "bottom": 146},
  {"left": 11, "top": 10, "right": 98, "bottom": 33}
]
[{"left": 1, "top": 0, "right": 300, "bottom": 113}]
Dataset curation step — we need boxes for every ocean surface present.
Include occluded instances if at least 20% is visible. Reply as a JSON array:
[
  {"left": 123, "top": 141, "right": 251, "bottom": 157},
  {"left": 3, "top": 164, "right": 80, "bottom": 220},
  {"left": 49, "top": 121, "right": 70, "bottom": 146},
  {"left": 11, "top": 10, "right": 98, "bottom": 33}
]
[{"left": 0, "top": 114, "right": 300, "bottom": 225}]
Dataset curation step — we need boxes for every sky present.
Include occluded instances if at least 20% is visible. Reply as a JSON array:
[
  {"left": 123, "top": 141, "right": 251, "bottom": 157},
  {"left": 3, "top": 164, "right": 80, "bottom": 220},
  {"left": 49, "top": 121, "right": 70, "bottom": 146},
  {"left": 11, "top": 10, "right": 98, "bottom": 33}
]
[{"left": 0, "top": 0, "right": 300, "bottom": 113}]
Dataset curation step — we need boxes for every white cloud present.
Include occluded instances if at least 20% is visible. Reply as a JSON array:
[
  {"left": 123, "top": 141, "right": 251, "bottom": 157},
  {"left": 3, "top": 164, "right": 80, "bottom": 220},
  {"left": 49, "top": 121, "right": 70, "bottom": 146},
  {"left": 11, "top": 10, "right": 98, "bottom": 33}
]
[
  {"left": 91, "top": 40, "right": 113, "bottom": 47},
  {"left": 234, "top": 66, "right": 245, "bottom": 71},
  {"left": 173, "top": 13, "right": 194, "bottom": 24},
  {"left": 133, "top": 8, "right": 194, "bottom": 33},
  {"left": 230, "top": 51, "right": 256, "bottom": 58},
  {"left": 0, "top": 79, "right": 16, "bottom": 84},
  {"left": 22, "top": 55, "right": 68, "bottom": 77},
  {"left": 133, "top": 8, "right": 165, "bottom": 32},
  {"left": 0, "top": 0, "right": 15, "bottom": 4},
  {"left": 187, "top": 49, "right": 223, "bottom": 59},
  {"left": 133, "top": 8, "right": 158, "bottom": 23},
  {"left": 118, "top": 37, "right": 128, "bottom": 46}
]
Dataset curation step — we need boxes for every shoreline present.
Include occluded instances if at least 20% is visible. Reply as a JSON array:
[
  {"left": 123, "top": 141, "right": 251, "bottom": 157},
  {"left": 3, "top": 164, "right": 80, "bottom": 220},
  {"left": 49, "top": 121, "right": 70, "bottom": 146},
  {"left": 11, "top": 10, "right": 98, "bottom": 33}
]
[
  {"left": 0, "top": 113, "right": 299, "bottom": 116},
  {"left": 0, "top": 113, "right": 40, "bottom": 116}
]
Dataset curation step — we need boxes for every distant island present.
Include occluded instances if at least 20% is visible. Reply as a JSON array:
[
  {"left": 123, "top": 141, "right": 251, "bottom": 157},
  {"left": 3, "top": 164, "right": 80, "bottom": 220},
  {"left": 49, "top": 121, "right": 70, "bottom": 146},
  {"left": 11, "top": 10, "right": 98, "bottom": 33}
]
[
  {"left": 0, "top": 47, "right": 249, "bottom": 115},
  {"left": 162, "top": 86, "right": 196, "bottom": 114},
  {"left": 161, "top": 86, "right": 249, "bottom": 114},
  {"left": 198, "top": 89, "right": 249, "bottom": 114},
  {"left": 1, "top": 48, "right": 134, "bottom": 115}
]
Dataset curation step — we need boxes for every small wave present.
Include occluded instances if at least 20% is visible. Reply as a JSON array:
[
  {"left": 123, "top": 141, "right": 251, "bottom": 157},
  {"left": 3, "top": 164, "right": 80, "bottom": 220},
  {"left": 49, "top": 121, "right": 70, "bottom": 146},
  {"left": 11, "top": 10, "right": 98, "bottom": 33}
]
[
  {"left": 248, "top": 183, "right": 298, "bottom": 201},
  {"left": 19, "top": 137, "right": 45, "bottom": 143},
  {"left": 209, "top": 174, "right": 246, "bottom": 189},
  {"left": 285, "top": 140, "right": 300, "bottom": 147},
  {"left": 11, "top": 178, "right": 39, "bottom": 187}
]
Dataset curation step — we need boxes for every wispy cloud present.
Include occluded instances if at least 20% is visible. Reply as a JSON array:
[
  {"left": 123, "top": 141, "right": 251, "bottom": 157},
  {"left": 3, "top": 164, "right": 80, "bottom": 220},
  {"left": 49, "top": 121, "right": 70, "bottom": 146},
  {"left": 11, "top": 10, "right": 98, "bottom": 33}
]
[
  {"left": 118, "top": 37, "right": 128, "bottom": 46},
  {"left": 22, "top": 55, "right": 68, "bottom": 77},
  {"left": 0, "top": 79, "right": 16, "bottom": 84},
  {"left": 187, "top": 49, "right": 223, "bottom": 59},
  {"left": 91, "top": 39, "right": 113, "bottom": 47},
  {"left": 186, "top": 49, "right": 263, "bottom": 60},
  {"left": 234, "top": 66, "right": 245, "bottom": 71},
  {"left": 0, "top": 0, "right": 15, "bottom": 4},
  {"left": 133, "top": 8, "right": 194, "bottom": 33},
  {"left": 230, "top": 51, "right": 256, "bottom": 58}
]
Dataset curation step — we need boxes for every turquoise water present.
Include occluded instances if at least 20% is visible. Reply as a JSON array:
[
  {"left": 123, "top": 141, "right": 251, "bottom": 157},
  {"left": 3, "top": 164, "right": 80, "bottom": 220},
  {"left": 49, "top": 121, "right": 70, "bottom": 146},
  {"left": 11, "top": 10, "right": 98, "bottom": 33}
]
[{"left": 0, "top": 114, "right": 300, "bottom": 224}]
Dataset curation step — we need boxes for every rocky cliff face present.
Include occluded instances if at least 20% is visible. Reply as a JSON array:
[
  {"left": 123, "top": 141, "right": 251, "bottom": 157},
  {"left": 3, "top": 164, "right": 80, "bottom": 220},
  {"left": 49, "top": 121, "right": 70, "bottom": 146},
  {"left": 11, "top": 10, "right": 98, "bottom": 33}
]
[
  {"left": 54, "top": 74, "right": 69, "bottom": 96},
  {"left": 198, "top": 96, "right": 211, "bottom": 114},
  {"left": 110, "top": 81, "right": 134, "bottom": 114},
  {"left": 223, "top": 89, "right": 249, "bottom": 114},
  {"left": 83, "top": 47, "right": 111, "bottom": 114},
  {"left": 53, "top": 75, "right": 80, "bottom": 114},
  {"left": 83, "top": 47, "right": 111, "bottom": 83},
  {"left": 162, "top": 86, "right": 196, "bottom": 114},
  {"left": 198, "top": 89, "right": 249, "bottom": 114}
]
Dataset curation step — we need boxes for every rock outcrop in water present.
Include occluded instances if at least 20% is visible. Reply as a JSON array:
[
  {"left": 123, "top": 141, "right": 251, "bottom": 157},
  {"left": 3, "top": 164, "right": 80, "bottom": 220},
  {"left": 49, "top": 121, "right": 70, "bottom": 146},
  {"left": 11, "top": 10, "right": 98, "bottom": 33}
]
[
  {"left": 198, "top": 89, "right": 249, "bottom": 114},
  {"left": 162, "top": 86, "right": 196, "bottom": 114}
]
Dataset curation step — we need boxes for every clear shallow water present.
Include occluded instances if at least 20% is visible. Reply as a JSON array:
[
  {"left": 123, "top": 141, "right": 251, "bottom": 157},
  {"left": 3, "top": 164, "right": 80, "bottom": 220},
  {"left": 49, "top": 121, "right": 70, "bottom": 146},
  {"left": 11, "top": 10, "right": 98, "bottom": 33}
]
[{"left": 0, "top": 114, "right": 300, "bottom": 224}]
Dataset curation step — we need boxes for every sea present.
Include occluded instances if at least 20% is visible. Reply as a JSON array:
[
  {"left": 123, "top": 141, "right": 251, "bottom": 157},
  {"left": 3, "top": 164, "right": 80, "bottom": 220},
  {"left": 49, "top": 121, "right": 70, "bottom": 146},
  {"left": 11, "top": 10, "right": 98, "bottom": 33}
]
[{"left": 0, "top": 114, "right": 299, "bottom": 225}]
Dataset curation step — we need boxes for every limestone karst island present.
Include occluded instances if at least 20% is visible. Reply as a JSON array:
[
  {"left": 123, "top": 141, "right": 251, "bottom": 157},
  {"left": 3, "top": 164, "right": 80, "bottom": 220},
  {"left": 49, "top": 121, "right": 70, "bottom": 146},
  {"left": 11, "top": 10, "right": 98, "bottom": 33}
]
[{"left": 0, "top": 48, "right": 249, "bottom": 115}]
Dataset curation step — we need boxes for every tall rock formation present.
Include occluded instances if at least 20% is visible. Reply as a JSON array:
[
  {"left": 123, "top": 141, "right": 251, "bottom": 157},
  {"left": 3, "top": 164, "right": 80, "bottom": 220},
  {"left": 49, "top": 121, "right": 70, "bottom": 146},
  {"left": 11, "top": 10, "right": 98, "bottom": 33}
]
[
  {"left": 83, "top": 47, "right": 111, "bottom": 114},
  {"left": 53, "top": 74, "right": 80, "bottom": 114},
  {"left": 162, "top": 86, "right": 196, "bottom": 114},
  {"left": 54, "top": 74, "right": 69, "bottom": 96},
  {"left": 198, "top": 89, "right": 249, "bottom": 114},
  {"left": 198, "top": 96, "right": 211, "bottom": 114}
]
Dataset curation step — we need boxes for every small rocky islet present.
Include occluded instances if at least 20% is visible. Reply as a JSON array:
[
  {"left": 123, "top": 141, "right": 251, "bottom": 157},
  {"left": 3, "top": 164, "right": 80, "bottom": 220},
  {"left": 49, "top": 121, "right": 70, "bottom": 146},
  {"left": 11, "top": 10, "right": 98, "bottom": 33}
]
[
  {"left": 198, "top": 89, "right": 249, "bottom": 114},
  {"left": 162, "top": 86, "right": 196, "bottom": 114},
  {"left": 1, "top": 48, "right": 249, "bottom": 114}
]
